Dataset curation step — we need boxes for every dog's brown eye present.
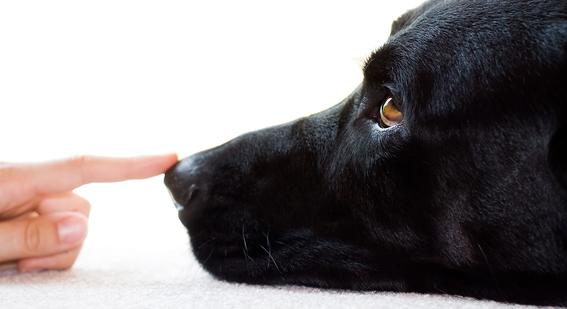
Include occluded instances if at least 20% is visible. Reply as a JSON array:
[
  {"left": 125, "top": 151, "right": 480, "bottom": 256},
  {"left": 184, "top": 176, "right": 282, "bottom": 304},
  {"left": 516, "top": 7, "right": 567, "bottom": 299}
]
[{"left": 379, "top": 98, "right": 403, "bottom": 127}]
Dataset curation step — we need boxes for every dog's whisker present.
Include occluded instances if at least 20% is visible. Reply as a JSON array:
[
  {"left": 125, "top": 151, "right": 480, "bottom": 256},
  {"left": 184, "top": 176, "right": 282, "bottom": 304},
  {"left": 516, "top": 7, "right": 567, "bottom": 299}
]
[
  {"left": 477, "top": 243, "right": 499, "bottom": 287},
  {"left": 196, "top": 237, "right": 217, "bottom": 251},
  {"left": 241, "top": 224, "right": 255, "bottom": 264},
  {"left": 242, "top": 224, "right": 249, "bottom": 252},
  {"left": 265, "top": 231, "right": 272, "bottom": 253},
  {"left": 259, "top": 244, "right": 282, "bottom": 275},
  {"left": 202, "top": 247, "right": 215, "bottom": 264}
]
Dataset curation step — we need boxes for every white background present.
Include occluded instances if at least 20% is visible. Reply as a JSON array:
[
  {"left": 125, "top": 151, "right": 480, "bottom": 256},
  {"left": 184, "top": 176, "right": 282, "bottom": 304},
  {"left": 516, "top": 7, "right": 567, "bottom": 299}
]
[{"left": 0, "top": 1, "right": 424, "bottom": 263}]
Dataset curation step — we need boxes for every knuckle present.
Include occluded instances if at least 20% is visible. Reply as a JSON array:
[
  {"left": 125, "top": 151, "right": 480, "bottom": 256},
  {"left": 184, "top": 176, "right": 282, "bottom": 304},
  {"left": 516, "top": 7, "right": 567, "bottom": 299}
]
[
  {"left": 24, "top": 220, "right": 41, "bottom": 253},
  {"left": 0, "top": 165, "right": 18, "bottom": 190},
  {"left": 69, "top": 155, "right": 88, "bottom": 169},
  {"left": 69, "top": 155, "right": 89, "bottom": 183}
]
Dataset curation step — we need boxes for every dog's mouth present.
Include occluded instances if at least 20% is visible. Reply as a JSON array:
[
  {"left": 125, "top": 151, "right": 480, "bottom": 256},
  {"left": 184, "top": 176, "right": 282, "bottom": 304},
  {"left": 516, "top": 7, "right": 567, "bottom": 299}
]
[
  {"left": 173, "top": 203, "right": 184, "bottom": 211},
  {"left": 166, "top": 188, "right": 185, "bottom": 212}
]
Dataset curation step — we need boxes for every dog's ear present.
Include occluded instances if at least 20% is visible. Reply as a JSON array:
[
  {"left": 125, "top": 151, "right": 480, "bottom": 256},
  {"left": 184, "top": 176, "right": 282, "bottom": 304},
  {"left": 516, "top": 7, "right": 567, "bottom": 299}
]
[{"left": 549, "top": 125, "right": 567, "bottom": 188}]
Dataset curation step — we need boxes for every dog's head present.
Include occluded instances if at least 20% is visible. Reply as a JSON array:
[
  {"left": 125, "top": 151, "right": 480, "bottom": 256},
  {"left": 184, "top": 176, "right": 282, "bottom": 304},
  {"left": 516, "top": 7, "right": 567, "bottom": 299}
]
[{"left": 165, "top": 0, "right": 567, "bottom": 305}]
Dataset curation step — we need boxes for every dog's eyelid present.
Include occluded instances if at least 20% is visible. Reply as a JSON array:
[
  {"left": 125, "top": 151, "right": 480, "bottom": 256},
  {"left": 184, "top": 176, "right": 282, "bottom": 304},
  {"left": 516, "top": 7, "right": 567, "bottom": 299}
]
[
  {"left": 382, "top": 83, "right": 397, "bottom": 91},
  {"left": 362, "top": 46, "right": 397, "bottom": 83},
  {"left": 382, "top": 85, "right": 403, "bottom": 109}
]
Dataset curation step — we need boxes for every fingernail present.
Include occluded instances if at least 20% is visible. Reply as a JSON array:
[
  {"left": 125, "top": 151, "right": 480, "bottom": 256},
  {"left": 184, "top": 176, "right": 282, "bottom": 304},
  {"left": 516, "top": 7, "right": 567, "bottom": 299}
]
[{"left": 57, "top": 216, "right": 86, "bottom": 245}]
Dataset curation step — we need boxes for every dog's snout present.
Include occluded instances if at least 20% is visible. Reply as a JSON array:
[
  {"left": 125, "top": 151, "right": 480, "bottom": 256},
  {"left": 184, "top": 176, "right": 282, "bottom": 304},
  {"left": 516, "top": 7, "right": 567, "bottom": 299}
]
[{"left": 164, "top": 158, "right": 203, "bottom": 209}]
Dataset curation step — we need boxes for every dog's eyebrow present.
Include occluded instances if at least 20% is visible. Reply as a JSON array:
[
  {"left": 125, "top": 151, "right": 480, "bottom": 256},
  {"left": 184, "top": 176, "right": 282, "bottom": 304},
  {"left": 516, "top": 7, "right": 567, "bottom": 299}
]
[{"left": 362, "top": 46, "right": 395, "bottom": 86}]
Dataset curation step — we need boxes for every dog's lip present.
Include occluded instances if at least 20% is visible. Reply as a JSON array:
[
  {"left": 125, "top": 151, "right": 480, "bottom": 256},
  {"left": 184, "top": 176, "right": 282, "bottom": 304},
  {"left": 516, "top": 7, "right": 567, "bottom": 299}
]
[
  {"left": 173, "top": 202, "right": 184, "bottom": 211},
  {"left": 166, "top": 188, "right": 188, "bottom": 211}
]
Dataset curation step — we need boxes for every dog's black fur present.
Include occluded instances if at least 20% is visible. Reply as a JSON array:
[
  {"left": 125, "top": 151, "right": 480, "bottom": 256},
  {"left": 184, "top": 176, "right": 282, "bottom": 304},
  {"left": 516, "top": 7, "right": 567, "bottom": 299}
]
[{"left": 165, "top": 0, "right": 567, "bottom": 305}]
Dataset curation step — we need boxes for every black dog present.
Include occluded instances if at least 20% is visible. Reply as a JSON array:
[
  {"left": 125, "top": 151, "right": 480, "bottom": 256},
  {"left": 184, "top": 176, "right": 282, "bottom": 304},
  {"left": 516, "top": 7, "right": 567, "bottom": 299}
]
[{"left": 165, "top": 0, "right": 567, "bottom": 306}]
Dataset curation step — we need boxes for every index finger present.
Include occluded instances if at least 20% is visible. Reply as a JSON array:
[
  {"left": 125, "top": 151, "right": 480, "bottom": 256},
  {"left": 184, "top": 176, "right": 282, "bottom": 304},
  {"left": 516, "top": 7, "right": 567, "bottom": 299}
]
[{"left": 20, "top": 154, "right": 178, "bottom": 195}]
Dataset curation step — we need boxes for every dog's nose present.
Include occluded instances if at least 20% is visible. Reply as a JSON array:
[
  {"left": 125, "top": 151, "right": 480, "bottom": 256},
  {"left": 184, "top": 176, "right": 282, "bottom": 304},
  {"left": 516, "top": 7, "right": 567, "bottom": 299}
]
[{"left": 164, "top": 157, "right": 203, "bottom": 209}]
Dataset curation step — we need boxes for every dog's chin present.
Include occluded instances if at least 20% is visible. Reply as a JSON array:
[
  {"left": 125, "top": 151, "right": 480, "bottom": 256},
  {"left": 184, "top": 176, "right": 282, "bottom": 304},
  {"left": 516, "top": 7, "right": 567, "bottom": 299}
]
[
  {"left": 177, "top": 209, "right": 189, "bottom": 228},
  {"left": 189, "top": 233, "right": 275, "bottom": 284},
  {"left": 177, "top": 203, "right": 279, "bottom": 284}
]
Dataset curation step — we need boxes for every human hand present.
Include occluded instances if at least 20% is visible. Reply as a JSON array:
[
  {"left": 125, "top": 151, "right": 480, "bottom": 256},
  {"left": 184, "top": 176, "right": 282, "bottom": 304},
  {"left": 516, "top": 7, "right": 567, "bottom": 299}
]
[{"left": 0, "top": 154, "right": 177, "bottom": 272}]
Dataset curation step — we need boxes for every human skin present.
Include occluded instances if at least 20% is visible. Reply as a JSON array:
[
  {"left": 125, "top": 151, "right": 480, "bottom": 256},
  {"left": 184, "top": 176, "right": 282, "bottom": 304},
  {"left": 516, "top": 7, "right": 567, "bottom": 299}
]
[{"left": 0, "top": 154, "right": 177, "bottom": 272}]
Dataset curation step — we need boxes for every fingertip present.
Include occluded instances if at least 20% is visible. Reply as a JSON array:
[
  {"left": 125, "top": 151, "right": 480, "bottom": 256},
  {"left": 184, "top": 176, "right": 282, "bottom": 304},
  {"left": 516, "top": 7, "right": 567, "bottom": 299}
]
[
  {"left": 149, "top": 153, "right": 179, "bottom": 172},
  {"left": 17, "top": 249, "right": 78, "bottom": 273},
  {"left": 163, "top": 153, "right": 179, "bottom": 165}
]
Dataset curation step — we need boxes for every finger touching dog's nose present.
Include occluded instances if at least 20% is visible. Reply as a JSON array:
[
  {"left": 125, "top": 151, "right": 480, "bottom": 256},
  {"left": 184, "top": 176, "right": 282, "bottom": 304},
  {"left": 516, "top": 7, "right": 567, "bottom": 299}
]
[{"left": 164, "top": 158, "right": 202, "bottom": 208}]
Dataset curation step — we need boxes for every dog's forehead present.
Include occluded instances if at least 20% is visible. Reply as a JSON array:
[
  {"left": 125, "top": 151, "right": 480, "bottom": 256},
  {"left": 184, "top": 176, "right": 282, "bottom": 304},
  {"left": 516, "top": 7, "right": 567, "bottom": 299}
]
[
  {"left": 368, "top": 0, "right": 563, "bottom": 70},
  {"left": 389, "top": 0, "right": 442, "bottom": 37},
  {"left": 364, "top": 1, "right": 471, "bottom": 85},
  {"left": 364, "top": 0, "right": 565, "bottom": 120}
]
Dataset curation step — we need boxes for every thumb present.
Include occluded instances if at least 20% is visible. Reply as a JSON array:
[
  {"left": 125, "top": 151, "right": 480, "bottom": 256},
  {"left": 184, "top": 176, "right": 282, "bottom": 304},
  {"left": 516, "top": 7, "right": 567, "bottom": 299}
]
[{"left": 0, "top": 212, "right": 88, "bottom": 263}]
